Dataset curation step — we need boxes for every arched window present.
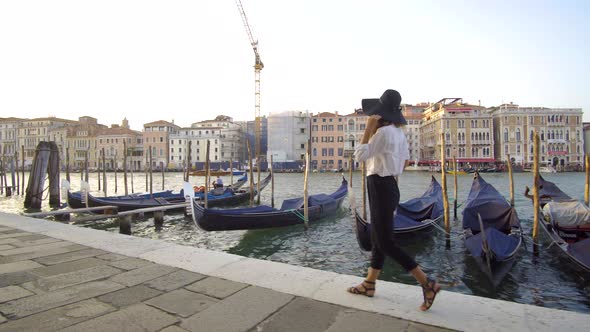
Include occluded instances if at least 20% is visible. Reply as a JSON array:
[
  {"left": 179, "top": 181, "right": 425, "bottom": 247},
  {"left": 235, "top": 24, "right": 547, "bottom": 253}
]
[
  {"left": 503, "top": 128, "right": 508, "bottom": 142},
  {"left": 566, "top": 130, "right": 569, "bottom": 140},
  {"left": 516, "top": 129, "right": 521, "bottom": 141},
  {"left": 313, "top": 148, "right": 317, "bottom": 157},
  {"left": 541, "top": 131, "right": 545, "bottom": 141},
  {"left": 542, "top": 145, "right": 545, "bottom": 154}
]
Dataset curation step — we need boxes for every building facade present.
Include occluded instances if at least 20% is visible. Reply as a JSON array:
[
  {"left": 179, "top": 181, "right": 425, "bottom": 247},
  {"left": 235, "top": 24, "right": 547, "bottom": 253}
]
[
  {"left": 143, "top": 120, "right": 180, "bottom": 169},
  {"left": 310, "top": 112, "right": 345, "bottom": 171},
  {"left": 0, "top": 117, "right": 23, "bottom": 158},
  {"left": 97, "top": 119, "right": 143, "bottom": 171},
  {"left": 64, "top": 117, "right": 107, "bottom": 170},
  {"left": 168, "top": 115, "right": 244, "bottom": 170},
  {"left": 343, "top": 109, "right": 367, "bottom": 169},
  {"left": 490, "top": 103, "right": 584, "bottom": 168},
  {"left": 17, "top": 117, "right": 77, "bottom": 166},
  {"left": 402, "top": 104, "right": 426, "bottom": 164},
  {"left": 267, "top": 111, "right": 311, "bottom": 163},
  {"left": 420, "top": 98, "right": 494, "bottom": 167}
]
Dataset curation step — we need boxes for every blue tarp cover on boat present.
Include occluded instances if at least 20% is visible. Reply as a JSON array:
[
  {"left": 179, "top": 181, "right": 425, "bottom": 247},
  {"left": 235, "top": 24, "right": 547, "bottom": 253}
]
[
  {"left": 462, "top": 175, "right": 520, "bottom": 232},
  {"left": 280, "top": 179, "right": 347, "bottom": 210},
  {"left": 567, "top": 238, "right": 590, "bottom": 268},
  {"left": 465, "top": 228, "right": 520, "bottom": 261},
  {"left": 538, "top": 176, "right": 572, "bottom": 201},
  {"left": 205, "top": 205, "right": 277, "bottom": 215},
  {"left": 396, "top": 176, "right": 443, "bottom": 222}
]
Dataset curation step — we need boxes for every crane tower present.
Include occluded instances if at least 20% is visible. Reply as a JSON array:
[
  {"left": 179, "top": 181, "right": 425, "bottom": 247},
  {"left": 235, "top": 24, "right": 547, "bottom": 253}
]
[{"left": 235, "top": 0, "right": 264, "bottom": 161}]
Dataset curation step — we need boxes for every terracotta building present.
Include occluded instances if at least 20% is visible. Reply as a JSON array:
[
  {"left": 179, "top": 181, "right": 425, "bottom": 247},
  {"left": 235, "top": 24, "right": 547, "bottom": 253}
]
[
  {"left": 143, "top": 120, "right": 180, "bottom": 170},
  {"left": 310, "top": 112, "right": 345, "bottom": 171}
]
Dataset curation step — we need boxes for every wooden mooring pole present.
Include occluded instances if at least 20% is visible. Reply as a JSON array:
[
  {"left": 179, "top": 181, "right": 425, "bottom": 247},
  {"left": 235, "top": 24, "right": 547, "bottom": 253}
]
[
  {"left": 453, "top": 156, "right": 458, "bottom": 220},
  {"left": 441, "top": 133, "right": 450, "bottom": 238},
  {"left": 130, "top": 158, "right": 134, "bottom": 193},
  {"left": 21, "top": 145, "right": 25, "bottom": 195},
  {"left": 48, "top": 142, "right": 60, "bottom": 207},
  {"left": 145, "top": 151, "right": 148, "bottom": 192},
  {"left": 114, "top": 152, "right": 118, "bottom": 194},
  {"left": 230, "top": 158, "right": 234, "bottom": 187},
  {"left": 507, "top": 154, "right": 514, "bottom": 207},
  {"left": 270, "top": 155, "right": 274, "bottom": 208},
  {"left": 204, "top": 140, "right": 210, "bottom": 208},
  {"left": 585, "top": 154, "right": 589, "bottom": 206},
  {"left": 161, "top": 162, "right": 165, "bottom": 191},
  {"left": 149, "top": 146, "right": 153, "bottom": 198},
  {"left": 1, "top": 152, "right": 5, "bottom": 195},
  {"left": 102, "top": 148, "right": 107, "bottom": 195},
  {"left": 532, "top": 131, "right": 541, "bottom": 243},
  {"left": 98, "top": 150, "right": 101, "bottom": 191},
  {"left": 247, "top": 140, "right": 254, "bottom": 207},
  {"left": 256, "top": 155, "right": 261, "bottom": 205},
  {"left": 84, "top": 151, "right": 89, "bottom": 183},
  {"left": 65, "top": 146, "right": 70, "bottom": 183},
  {"left": 15, "top": 151, "right": 19, "bottom": 195},
  {"left": 24, "top": 142, "right": 51, "bottom": 209},
  {"left": 303, "top": 139, "right": 310, "bottom": 230},
  {"left": 123, "top": 141, "right": 128, "bottom": 196},
  {"left": 186, "top": 141, "right": 192, "bottom": 182}
]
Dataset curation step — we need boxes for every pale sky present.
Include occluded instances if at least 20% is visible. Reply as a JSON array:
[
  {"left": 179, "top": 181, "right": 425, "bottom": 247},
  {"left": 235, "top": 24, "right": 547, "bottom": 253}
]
[{"left": 1, "top": 0, "right": 588, "bottom": 130}]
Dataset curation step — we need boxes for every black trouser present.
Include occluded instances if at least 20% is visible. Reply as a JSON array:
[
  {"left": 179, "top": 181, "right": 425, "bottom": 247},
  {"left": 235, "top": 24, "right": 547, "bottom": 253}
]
[{"left": 367, "top": 175, "right": 418, "bottom": 272}]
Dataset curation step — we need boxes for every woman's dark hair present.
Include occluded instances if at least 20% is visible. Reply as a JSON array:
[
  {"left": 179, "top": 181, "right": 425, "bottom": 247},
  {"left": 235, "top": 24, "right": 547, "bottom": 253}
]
[{"left": 378, "top": 118, "right": 406, "bottom": 128}]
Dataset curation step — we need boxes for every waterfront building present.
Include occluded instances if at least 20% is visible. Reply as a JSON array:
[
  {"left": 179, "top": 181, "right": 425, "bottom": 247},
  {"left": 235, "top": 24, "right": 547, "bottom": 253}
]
[
  {"left": 267, "top": 110, "right": 311, "bottom": 163},
  {"left": 64, "top": 117, "right": 107, "bottom": 170},
  {"left": 169, "top": 115, "right": 244, "bottom": 170},
  {"left": 17, "top": 117, "right": 77, "bottom": 166},
  {"left": 343, "top": 109, "right": 367, "bottom": 169},
  {"left": 97, "top": 119, "right": 143, "bottom": 170},
  {"left": 310, "top": 112, "right": 345, "bottom": 171},
  {"left": 584, "top": 122, "right": 590, "bottom": 157},
  {"left": 402, "top": 104, "right": 427, "bottom": 164},
  {"left": 489, "top": 103, "right": 584, "bottom": 168},
  {"left": 143, "top": 120, "right": 180, "bottom": 170},
  {"left": 0, "top": 117, "right": 24, "bottom": 158},
  {"left": 243, "top": 116, "right": 268, "bottom": 159},
  {"left": 420, "top": 98, "right": 493, "bottom": 167}
]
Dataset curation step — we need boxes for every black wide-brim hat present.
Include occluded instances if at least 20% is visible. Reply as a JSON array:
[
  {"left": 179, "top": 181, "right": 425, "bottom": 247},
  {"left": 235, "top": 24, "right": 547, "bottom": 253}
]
[{"left": 361, "top": 89, "right": 407, "bottom": 125}]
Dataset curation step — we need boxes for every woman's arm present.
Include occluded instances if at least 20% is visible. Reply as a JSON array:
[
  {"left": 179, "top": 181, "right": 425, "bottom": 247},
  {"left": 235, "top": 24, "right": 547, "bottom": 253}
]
[{"left": 354, "top": 115, "right": 382, "bottom": 162}]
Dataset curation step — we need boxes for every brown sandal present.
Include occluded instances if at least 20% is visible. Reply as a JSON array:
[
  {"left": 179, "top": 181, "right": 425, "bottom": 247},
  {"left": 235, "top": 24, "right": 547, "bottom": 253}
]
[
  {"left": 347, "top": 280, "right": 375, "bottom": 297},
  {"left": 420, "top": 277, "right": 441, "bottom": 311}
]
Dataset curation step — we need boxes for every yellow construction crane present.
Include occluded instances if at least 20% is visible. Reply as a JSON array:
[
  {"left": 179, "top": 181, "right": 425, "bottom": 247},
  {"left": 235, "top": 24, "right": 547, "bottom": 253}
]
[{"left": 235, "top": 0, "right": 263, "bottom": 161}]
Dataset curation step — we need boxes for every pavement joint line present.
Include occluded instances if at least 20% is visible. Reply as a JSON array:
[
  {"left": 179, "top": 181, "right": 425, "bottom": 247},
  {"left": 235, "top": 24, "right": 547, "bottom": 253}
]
[{"left": 0, "top": 212, "right": 589, "bottom": 332}]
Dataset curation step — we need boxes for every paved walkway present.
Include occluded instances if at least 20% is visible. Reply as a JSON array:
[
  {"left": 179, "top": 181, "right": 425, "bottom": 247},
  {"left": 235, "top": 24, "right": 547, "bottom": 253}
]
[
  {"left": 0, "top": 225, "right": 447, "bottom": 331},
  {"left": 1, "top": 212, "right": 589, "bottom": 332}
]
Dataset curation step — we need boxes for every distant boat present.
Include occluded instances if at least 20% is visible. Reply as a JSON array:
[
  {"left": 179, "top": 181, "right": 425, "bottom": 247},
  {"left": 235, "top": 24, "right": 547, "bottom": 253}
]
[
  {"left": 523, "top": 166, "right": 557, "bottom": 173},
  {"left": 189, "top": 169, "right": 245, "bottom": 176}
]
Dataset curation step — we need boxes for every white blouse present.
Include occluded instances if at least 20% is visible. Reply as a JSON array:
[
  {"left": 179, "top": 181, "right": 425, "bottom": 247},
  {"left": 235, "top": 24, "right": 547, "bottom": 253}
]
[{"left": 353, "top": 125, "right": 409, "bottom": 177}]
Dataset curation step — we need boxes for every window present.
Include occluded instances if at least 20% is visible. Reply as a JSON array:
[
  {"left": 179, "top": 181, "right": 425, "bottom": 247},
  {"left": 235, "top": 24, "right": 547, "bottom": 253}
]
[
  {"left": 516, "top": 129, "right": 521, "bottom": 142},
  {"left": 300, "top": 128, "right": 305, "bottom": 134},
  {"left": 503, "top": 128, "right": 508, "bottom": 142},
  {"left": 300, "top": 143, "right": 305, "bottom": 149}
]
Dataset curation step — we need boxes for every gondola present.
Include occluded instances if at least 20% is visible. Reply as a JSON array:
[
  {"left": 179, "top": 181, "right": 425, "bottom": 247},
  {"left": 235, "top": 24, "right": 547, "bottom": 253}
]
[
  {"left": 67, "top": 174, "right": 268, "bottom": 213},
  {"left": 67, "top": 174, "right": 248, "bottom": 209},
  {"left": 537, "top": 176, "right": 590, "bottom": 271},
  {"left": 188, "top": 177, "right": 348, "bottom": 231},
  {"left": 462, "top": 172, "right": 522, "bottom": 287},
  {"left": 354, "top": 176, "right": 444, "bottom": 251}
]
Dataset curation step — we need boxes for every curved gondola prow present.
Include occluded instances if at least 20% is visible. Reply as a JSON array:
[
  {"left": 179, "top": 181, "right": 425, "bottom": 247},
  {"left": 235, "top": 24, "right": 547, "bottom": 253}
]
[{"left": 182, "top": 182, "right": 197, "bottom": 227}]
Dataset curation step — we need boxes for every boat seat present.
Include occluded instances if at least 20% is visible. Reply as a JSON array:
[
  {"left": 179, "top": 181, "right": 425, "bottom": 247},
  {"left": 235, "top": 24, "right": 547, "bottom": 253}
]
[{"left": 555, "top": 223, "right": 590, "bottom": 232}]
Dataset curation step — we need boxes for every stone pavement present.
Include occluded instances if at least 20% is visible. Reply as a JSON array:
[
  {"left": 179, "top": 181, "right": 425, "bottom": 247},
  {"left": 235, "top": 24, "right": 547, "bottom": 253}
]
[{"left": 0, "top": 225, "right": 448, "bottom": 332}]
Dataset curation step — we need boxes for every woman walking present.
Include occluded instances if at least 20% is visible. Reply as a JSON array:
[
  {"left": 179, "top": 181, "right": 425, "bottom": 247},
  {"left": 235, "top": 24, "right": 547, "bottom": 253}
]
[{"left": 348, "top": 89, "right": 441, "bottom": 311}]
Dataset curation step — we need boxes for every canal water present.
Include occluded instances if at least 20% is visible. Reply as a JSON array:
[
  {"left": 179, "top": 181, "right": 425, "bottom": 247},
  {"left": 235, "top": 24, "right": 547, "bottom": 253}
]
[{"left": 1, "top": 170, "right": 589, "bottom": 313}]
